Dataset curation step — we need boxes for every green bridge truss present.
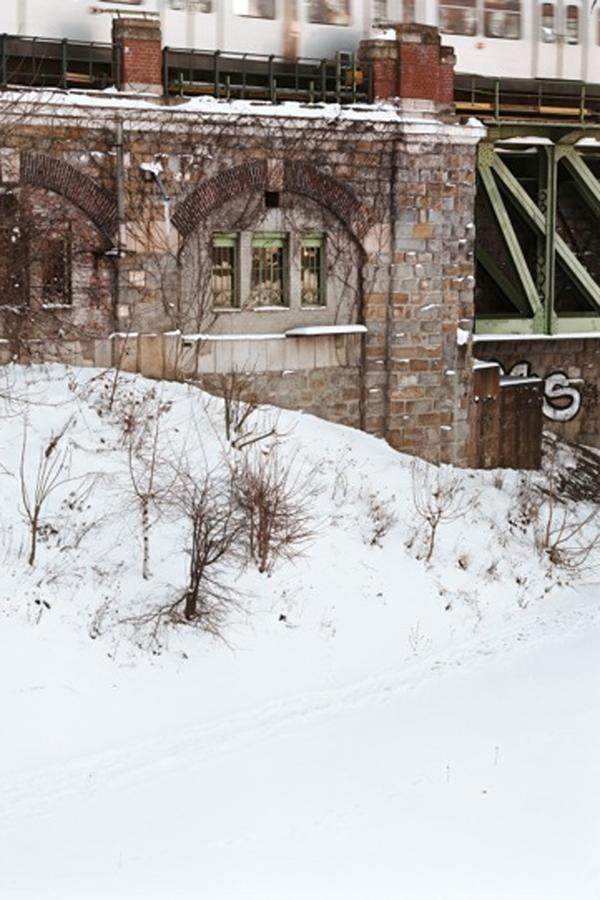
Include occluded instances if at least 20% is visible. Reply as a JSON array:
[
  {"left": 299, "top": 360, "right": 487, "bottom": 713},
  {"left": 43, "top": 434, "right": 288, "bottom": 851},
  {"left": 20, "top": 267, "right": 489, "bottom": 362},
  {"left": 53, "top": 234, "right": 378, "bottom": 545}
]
[{"left": 475, "top": 122, "right": 600, "bottom": 336}]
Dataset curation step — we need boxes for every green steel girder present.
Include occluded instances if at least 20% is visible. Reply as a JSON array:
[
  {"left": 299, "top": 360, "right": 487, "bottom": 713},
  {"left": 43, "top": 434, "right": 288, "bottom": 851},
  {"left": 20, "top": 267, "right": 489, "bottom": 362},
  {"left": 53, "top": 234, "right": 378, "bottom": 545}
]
[
  {"left": 488, "top": 149, "right": 600, "bottom": 314},
  {"left": 476, "top": 245, "right": 531, "bottom": 316},
  {"left": 542, "top": 145, "right": 558, "bottom": 334},
  {"left": 477, "top": 153, "right": 542, "bottom": 320},
  {"left": 559, "top": 147, "right": 600, "bottom": 219},
  {"left": 475, "top": 315, "right": 600, "bottom": 336}
]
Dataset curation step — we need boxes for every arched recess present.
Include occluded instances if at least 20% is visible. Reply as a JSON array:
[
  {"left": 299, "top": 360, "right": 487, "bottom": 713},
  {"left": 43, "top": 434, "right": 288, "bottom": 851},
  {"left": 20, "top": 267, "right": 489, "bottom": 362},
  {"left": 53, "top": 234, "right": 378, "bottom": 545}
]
[
  {"left": 171, "top": 159, "right": 371, "bottom": 248},
  {"left": 20, "top": 152, "right": 118, "bottom": 242}
]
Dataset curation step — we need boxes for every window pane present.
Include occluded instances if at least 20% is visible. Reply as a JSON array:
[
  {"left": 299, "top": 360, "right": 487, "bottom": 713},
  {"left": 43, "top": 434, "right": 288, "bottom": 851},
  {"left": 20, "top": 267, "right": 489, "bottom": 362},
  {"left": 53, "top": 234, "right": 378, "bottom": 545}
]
[
  {"left": 212, "top": 234, "right": 238, "bottom": 308},
  {"left": 251, "top": 235, "right": 287, "bottom": 307},
  {"left": 308, "top": 0, "right": 351, "bottom": 26},
  {"left": 541, "top": 2, "right": 555, "bottom": 42},
  {"left": 233, "top": 0, "right": 275, "bottom": 18},
  {"left": 301, "top": 236, "right": 325, "bottom": 307},
  {"left": 566, "top": 5, "right": 579, "bottom": 45},
  {"left": 484, "top": 0, "right": 520, "bottom": 39},
  {"left": 42, "top": 234, "right": 72, "bottom": 305},
  {"left": 438, "top": 2, "right": 477, "bottom": 36}
]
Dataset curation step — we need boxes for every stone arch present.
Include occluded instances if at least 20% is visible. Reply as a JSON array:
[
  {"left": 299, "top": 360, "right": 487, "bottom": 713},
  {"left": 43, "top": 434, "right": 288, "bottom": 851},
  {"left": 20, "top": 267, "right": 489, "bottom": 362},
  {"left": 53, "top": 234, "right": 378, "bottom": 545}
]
[
  {"left": 20, "top": 152, "right": 118, "bottom": 241},
  {"left": 171, "top": 159, "right": 371, "bottom": 247}
]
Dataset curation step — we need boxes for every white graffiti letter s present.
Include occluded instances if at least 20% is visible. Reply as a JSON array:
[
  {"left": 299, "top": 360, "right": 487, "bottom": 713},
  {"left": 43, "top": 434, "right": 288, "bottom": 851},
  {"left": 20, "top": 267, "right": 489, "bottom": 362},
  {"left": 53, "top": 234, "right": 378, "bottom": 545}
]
[{"left": 543, "top": 372, "right": 582, "bottom": 423}]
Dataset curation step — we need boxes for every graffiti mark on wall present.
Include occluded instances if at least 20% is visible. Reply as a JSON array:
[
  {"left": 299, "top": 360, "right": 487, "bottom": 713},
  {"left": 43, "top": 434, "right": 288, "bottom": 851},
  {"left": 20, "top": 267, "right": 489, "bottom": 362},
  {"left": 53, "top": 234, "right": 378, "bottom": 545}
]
[{"left": 500, "top": 361, "right": 583, "bottom": 423}]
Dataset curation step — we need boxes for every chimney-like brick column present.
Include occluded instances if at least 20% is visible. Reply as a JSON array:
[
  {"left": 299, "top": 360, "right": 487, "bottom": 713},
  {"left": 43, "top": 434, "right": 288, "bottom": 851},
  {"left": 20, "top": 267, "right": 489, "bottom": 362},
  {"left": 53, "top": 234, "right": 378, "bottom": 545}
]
[
  {"left": 112, "top": 16, "right": 163, "bottom": 95},
  {"left": 359, "top": 24, "right": 455, "bottom": 107}
]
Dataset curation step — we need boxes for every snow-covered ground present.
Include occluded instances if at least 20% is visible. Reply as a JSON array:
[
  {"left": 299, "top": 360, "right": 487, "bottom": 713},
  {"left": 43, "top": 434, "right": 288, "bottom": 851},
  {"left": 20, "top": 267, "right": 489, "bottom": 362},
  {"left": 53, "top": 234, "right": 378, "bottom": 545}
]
[{"left": 1, "top": 365, "right": 599, "bottom": 899}]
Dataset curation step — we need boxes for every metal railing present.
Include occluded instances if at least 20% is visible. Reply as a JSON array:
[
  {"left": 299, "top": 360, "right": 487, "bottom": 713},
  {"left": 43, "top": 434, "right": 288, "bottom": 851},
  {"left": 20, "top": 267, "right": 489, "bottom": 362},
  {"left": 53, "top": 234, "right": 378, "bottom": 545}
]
[
  {"left": 163, "top": 47, "right": 373, "bottom": 104},
  {"left": 0, "top": 33, "right": 114, "bottom": 90},
  {"left": 455, "top": 73, "right": 600, "bottom": 123}
]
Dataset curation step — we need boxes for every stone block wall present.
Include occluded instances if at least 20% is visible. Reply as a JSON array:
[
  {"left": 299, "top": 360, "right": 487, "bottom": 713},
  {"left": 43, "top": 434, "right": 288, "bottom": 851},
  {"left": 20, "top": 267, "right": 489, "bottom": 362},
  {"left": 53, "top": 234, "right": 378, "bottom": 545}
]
[
  {"left": 0, "top": 331, "right": 362, "bottom": 429},
  {"left": 474, "top": 336, "right": 600, "bottom": 448}
]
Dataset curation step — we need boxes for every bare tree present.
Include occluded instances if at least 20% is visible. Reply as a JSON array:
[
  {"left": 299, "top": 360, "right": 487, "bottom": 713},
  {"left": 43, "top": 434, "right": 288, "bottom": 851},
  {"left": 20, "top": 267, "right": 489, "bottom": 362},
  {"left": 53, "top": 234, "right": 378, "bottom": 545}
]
[
  {"left": 18, "top": 417, "right": 79, "bottom": 566},
  {"left": 121, "top": 462, "right": 243, "bottom": 646},
  {"left": 126, "top": 391, "right": 177, "bottom": 579},
  {"left": 206, "top": 369, "right": 280, "bottom": 450},
  {"left": 232, "top": 446, "right": 316, "bottom": 575},
  {"left": 411, "top": 461, "right": 471, "bottom": 563}
]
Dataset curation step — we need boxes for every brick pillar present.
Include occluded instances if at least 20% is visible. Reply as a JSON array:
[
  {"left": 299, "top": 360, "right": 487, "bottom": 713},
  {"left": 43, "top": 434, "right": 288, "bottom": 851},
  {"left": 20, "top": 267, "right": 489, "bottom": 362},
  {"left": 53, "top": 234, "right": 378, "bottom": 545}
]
[
  {"left": 112, "top": 16, "right": 163, "bottom": 95},
  {"left": 359, "top": 24, "right": 455, "bottom": 107}
]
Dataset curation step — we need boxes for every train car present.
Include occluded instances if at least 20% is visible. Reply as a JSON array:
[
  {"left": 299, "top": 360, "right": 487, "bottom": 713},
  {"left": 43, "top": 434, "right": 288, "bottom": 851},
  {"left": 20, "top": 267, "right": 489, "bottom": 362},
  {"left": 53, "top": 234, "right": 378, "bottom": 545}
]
[{"left": 1, "top": 0, "right": 599, "bottom": 82}]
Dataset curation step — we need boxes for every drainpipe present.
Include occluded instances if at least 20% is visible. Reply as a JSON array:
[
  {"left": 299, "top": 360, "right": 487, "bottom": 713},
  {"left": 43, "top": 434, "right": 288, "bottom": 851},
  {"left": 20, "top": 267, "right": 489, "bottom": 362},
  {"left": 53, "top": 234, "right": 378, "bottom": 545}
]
[
  {"left": 111, "top": 114, "right": 125, "bottom": 334},
  {"left": 382, "top": 137, "right": 398, "bottom": 445}
]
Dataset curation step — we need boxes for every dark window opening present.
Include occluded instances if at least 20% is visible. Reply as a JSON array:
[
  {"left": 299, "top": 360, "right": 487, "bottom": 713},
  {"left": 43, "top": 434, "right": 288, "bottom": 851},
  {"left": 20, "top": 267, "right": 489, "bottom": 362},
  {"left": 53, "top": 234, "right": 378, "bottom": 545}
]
[
  {"left": 265, "top": 191, "right": 280, "bottom": 208},
  {"left": 41, "top": 232, "right": 72, "bottom": 306}
]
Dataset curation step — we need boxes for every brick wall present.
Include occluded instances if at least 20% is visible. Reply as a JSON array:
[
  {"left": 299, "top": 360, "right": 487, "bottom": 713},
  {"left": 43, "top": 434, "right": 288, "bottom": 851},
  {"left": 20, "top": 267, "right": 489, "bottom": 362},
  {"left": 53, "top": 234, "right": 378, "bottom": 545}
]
[
  {"left": 474, "top": 336, "right": 600, "bottom": 448},
  {"left": 112, "top": 18, "right": 162, "bottom": 93},
  {"left": 0, "top": 88, "right": 483, "bottom": 465},
  {"left": 359, "top": 25, "right": 455, "bottom": 106}
]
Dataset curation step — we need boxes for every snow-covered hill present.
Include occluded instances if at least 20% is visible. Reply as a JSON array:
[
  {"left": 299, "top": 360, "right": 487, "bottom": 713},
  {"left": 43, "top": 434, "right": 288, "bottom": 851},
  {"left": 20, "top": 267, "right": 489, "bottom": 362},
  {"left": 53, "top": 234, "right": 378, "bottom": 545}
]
[{"left": 1, "top": 365, "right": 599, "bottom": 899}]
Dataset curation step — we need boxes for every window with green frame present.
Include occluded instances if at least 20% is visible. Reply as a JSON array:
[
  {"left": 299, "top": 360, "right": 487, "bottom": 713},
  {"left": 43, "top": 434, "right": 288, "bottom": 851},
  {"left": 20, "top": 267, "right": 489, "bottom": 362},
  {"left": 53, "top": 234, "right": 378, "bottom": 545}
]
[
  {"left": 250, "top": 232, "right": 287, "bottom": 307},
  {"left": 300, "top": 233, "right": 325, "bottom": 307},
  {"left": 211, "top": 232, "right": 238, "bottom": 308}
]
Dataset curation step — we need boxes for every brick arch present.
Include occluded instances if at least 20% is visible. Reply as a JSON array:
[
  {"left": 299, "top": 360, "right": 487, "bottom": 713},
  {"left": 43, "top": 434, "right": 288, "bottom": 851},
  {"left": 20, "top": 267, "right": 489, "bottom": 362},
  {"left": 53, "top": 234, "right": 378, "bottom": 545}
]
[
  {"left": 171, "top": 159, "right": 371, "bottom": 246},
  {"left": 20, "top": 152, "right": 118, "bottom": 240}
]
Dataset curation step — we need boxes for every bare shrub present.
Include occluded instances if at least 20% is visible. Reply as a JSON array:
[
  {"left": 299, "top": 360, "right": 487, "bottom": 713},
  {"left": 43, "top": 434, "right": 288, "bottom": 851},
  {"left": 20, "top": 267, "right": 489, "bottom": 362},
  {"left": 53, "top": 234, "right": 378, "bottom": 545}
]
[
  {"left": 364, "top": 490, "right": 397, "bottom": 547},
  {"left": 534, "top": 495, "right": 600, "bottom": 573},
  {"left": 508, "top": 475, "right": 542, "bottom": 536},
  {"left": 411, "top": 461, "right": 471, "bottom": 563},
  {"left": 232, "top": 446, "right": 316, "bottom": 575},
  {"left": 18, "top": 417, "right": 82, "bottom": 566},
  {"left": 210, "top": 369, "right": 277, "bottom": 450}
]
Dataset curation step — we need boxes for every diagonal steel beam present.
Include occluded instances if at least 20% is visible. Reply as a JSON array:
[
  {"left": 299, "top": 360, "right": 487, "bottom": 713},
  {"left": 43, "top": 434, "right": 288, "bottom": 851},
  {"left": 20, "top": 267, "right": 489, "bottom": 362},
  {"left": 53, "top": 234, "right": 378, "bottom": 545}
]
[
  {"left": 477, "top": 157, "right": 542, "bottom": 318},
  {"left": 559, "top": 146, "right": 600, "bottom": 219},
  {"left": 476, "top": 245, "right": 531, "bottom": 316},
  {"left": 490, "top": 151, "right": 600, "bottom": 312}
]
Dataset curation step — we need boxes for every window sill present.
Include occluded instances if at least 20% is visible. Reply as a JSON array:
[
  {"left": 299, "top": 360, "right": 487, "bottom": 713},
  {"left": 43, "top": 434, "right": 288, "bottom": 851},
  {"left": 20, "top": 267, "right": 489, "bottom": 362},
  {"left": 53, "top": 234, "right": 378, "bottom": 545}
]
[
  {"left": 301, "top": 305, "right": 327, "bottom": 311},
  {"left": 41, "top": 303, "right": 73, "bottom": 310},
  {"left": 252, "top": 305, "right": 290, "bottom": 312}
]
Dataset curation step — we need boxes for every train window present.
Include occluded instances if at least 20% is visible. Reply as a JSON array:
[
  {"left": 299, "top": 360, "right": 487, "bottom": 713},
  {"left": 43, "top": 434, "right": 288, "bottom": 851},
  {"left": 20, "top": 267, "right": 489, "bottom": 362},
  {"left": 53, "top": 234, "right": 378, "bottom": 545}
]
[
  {"left": 484, "top": 0, "right": 520, "bottom": 39},
  {"left": 373, "top": 0, "right": 415, "bottom": 20},
  {"left": 373, "top": 0, "right": 387, "bottom": 19},
  {"left": 566, "top": 5, "right": 579, "bottom": 44},
  {"left": 438, "top": 1, "right": 477, "bottom": 37},
  {"left": 233, "top": 0, "right": 276, "bottom": 19},
  {"left": 541, "top": 2, "right": 556, "bottom": 42},
  {"left": 168, "top": 0, "right": 213, "bottom": 9},
  {"left": 308, "top": 0, "right": 351, "bottom": 25}
]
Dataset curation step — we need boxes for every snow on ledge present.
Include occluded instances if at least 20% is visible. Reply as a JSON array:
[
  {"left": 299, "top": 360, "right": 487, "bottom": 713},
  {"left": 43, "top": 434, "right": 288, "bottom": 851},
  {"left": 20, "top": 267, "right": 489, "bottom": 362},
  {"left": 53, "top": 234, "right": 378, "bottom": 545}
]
[
  {"left": 285, "top": 325, "right": 367, "bottom": 337},
  {"left": 500, "top": 375, "right": 543, "bottom": 386},
  {"left": 180, "top": 332, "right": 285, "bottom": 342},
  {"left": 474, "top": 332, "right": 600, "bottom": 342},
  {"left": 178, "top": 325, "right": 367, "bottom": 342},
  {"left": 473, "top": 360, "right": 500, "bottom": 370}
]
